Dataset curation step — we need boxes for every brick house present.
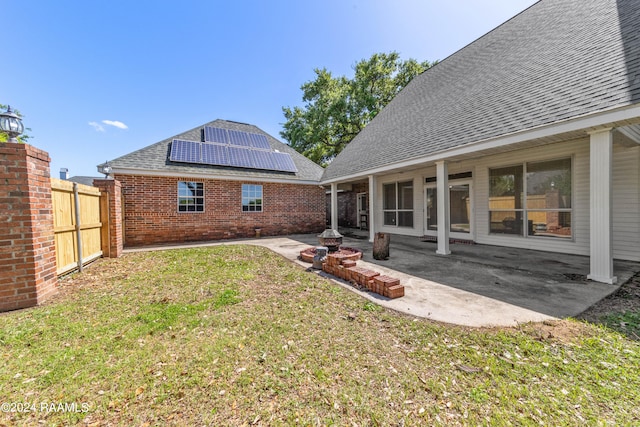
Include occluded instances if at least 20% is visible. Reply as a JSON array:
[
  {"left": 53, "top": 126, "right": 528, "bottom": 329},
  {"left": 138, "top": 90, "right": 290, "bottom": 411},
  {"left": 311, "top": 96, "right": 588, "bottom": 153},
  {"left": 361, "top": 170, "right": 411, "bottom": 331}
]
[
  {"left": 322, "top": 0, "right": 640, "bottom": 284},
  {"left": 102, "top": 119, "right": 325, "bottom": 247}
]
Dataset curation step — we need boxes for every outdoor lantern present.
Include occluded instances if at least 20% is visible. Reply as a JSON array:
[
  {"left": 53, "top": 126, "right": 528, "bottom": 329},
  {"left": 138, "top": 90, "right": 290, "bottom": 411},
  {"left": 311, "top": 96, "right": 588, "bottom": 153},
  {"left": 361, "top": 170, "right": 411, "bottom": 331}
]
[
  {"left": 101, "top": 161, "right": 112, "bottom": 178},
  {"left": 0, "top": 105, "right": 24, "bottom": 143}
]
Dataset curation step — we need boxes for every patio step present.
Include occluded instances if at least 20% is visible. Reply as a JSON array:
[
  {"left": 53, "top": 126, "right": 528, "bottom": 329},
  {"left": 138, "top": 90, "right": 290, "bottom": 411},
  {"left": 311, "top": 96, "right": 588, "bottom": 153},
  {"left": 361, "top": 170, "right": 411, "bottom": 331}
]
[{"left": 419, "top": 236, "right": 475, "bottom": 245}]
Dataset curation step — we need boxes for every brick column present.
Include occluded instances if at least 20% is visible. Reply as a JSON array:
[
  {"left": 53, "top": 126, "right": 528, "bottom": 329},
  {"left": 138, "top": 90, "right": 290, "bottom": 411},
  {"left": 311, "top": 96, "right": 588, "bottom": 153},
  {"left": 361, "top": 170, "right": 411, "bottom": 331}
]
[
  {"left": 0, "top": 143, "right": 58, "bottom": 312},
  {"left": 93, "top": 178, "right": 123, "bottom": 258}
]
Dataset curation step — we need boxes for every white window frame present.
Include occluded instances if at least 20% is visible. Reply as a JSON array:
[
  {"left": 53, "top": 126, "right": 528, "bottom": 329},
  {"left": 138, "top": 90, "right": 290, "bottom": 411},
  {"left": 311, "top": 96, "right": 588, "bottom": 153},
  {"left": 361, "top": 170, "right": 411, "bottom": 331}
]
[
  {"left": 242, "top": 184, "right": 263, "bottom": 212},
  {"left": 488, "top": 157, "right": 572, "bottom": 239},
  {"left": 177, "top": 181, "right": 204, "bottom": 213},
  {"left": 382, "top": 180, "right": 414, "bottom": 228}
]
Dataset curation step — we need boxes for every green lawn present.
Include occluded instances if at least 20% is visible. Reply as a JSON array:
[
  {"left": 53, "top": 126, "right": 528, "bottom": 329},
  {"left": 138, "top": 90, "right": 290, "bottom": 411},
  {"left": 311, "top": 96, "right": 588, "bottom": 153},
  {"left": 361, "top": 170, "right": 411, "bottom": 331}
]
[{"left": 1, "top": 246, "right": 639, "bottom": 426}]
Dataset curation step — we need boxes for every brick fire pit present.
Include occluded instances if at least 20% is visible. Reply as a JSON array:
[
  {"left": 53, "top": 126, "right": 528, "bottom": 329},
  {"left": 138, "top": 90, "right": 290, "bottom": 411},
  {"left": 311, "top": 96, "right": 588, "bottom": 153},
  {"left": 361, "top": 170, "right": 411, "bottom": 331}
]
[{"left": 299, "top": 246, "right": 362, "bottom": 264}]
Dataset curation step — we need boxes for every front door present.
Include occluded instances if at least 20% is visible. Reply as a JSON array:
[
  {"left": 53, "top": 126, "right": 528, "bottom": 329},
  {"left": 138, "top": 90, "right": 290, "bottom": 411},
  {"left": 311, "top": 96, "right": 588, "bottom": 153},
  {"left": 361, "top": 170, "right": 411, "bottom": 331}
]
[
  {"left": 424, "top": 181, "right": 473, "bottom": 239},
  {"left": 357, "top": 192, "right": 368, "bottom": 229}
]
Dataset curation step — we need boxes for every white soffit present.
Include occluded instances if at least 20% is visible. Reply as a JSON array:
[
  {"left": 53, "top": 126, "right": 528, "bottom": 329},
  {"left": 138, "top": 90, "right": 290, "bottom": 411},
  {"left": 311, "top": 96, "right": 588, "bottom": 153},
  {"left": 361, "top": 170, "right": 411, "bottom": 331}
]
[{"left": 616, "top": 124, "right": 640, "bottom": 145}]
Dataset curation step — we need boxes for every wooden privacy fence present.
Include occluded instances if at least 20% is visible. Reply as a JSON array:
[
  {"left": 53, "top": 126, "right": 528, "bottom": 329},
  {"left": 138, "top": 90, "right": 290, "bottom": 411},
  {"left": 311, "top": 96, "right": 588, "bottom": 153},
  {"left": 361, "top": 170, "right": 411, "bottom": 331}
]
[{"left": 51, "top": 178, "right": 105, "bottom": 275}]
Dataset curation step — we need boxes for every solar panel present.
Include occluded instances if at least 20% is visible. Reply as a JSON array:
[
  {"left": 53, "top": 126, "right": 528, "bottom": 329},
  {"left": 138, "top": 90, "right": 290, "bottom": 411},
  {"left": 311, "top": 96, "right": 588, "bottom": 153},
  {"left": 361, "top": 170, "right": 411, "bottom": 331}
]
[
  {"left": 250, "top": 150, "right": 276, "bottom": 170},
  {"left": 228, "top": 146, "right": 253, "bottom": 168},
  {"left": 228, "top": 130, "right": 252, "bottom": 147},
  {"left": 203, "top": 126, "right": 228, "bottom": 144},
  {"left": 170, "top": 132, "right": 297, "bottom": 173},
  {"left": 201, "top": 143, "right": 229, "bottom": 166},
  {"left": 248, "top": 133, "right": 271, "bottom": 149},
  {"left": 271, "top": 151, "right": 298, "bottom": 172},
  {"left": 170, "top": 139, "right": 200, "bottom": 163}
]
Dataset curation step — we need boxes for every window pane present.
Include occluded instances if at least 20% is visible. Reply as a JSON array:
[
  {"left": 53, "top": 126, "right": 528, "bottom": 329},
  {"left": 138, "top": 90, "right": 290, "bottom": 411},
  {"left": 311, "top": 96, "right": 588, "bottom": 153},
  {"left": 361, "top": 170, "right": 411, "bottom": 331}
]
[
  {"left": 426, "top": 188, "right": 438, "bottom": 231},
  {"left": 398, "top": 211, "right": 413, "bottom": 227},
  {"left": 489, "top": 211, "right": 523, "bottom": 235},
  {"left": 398, "top": 181, "right": 413, "bottom": 210},
  {"left": 526, "top": 158, "right": 571, "bottom": 209},
  {"left": 383, "top": 184, "right": 396, "bottom": 210},
  {"left": 489, "top": 165, "right": 524, "bottom": 209},
  {"left": 528, "top": 211, "right": 571, "bottom": 238},
  {"left": 383, "top": 211, "right": 396, "bottom": 226},
  {"left": 450, "top": 184, "right": 470, "bottom": 233},
  {"left": 177, "top": 181, "right": 188, "bottom": 195}
]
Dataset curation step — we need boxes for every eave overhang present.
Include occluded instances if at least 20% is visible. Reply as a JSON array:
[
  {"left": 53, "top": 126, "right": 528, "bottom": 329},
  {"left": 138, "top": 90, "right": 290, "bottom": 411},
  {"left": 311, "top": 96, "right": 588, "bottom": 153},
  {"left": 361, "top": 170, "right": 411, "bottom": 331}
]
[
  {"left": 321, "top": 102, "right": 640, "bottom": 185},
  {"left": 108, "top": 167, "right": 322, "bottom": 186}
]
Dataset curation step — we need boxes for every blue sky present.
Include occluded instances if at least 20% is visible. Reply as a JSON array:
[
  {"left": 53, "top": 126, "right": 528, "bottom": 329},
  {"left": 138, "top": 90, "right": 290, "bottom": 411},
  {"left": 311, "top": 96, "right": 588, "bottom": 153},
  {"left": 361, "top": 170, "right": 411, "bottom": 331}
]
[{"left": 3, "top": 0, "right": 537, "bottom": 178}]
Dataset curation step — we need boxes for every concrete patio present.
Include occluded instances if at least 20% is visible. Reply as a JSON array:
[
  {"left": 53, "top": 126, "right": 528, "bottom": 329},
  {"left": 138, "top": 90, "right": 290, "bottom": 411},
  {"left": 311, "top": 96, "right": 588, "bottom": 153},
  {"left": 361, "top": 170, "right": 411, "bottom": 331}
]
[{"left": 124, "top": 231, "right": 640, "bottom": 327}]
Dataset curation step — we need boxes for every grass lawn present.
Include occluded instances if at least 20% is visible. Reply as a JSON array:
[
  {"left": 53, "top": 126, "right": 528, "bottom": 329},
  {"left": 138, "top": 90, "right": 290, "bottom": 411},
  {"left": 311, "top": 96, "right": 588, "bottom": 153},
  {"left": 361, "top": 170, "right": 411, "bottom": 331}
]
[{"left": 1, "top": 245, "right": 639, "bottom": 426}]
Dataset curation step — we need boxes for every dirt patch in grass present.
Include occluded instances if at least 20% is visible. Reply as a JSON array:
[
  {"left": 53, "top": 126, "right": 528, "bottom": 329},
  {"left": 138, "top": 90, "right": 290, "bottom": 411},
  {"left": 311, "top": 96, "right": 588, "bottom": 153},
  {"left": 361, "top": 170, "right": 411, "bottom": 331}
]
[
  {"left": 576, "top": 272, "right": 640, "bottom": 321},
  {"left": 574, "top": 272, "right": 640, "bottom": 339}
]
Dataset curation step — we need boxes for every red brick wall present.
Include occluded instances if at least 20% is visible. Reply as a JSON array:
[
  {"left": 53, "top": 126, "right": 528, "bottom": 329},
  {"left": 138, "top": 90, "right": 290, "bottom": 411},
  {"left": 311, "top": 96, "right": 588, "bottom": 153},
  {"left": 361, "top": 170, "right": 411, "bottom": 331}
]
[
  {"left": 326, "top": 182, "right": 369, "bottom": 227},
  {"left": 93, "top": 179, "right": 123, "bottom": 257},
  {"left": 114, "top": 174, "right": 326, "bottom": 246},
  {"left": 0, "top": 143, "right": 57, "bottom": 312}
]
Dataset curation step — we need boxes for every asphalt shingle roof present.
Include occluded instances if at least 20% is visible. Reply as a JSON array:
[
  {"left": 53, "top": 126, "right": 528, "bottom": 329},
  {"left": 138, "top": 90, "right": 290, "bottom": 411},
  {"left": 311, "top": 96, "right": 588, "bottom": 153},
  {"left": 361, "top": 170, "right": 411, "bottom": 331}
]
[
  {"left": 68, "top": 176, "right": 102, "bottom": 186},
  {"left": 106, "top": 119, "right": 324, "bottom": 182},
  {"left": 323, "top": 0, "right": 640, "bottom": 181}
]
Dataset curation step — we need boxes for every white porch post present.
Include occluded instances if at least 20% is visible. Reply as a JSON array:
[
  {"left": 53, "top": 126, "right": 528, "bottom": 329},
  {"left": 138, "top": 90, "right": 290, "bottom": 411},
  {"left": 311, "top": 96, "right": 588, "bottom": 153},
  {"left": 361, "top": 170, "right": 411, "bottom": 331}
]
[
  {"left": 330, "top": 183, "right": 338, "bottom": 230},
  {"left": 368, "top": 174, "right": 376, "bottom": 242},
  {"left": 436, "top": 161, "right": 450, "bottom": 255},
  {"left": 587, "top": 128, "right": 617, "bottom": 284}
]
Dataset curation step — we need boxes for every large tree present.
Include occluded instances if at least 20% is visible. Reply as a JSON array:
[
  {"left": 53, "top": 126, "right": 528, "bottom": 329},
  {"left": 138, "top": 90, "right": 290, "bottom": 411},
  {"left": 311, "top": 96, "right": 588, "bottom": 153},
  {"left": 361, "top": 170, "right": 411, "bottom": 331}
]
[
  {"left": 281, "top": 52, "right": 434, "bottom": 165},
  {"left": 0, "top": 104, "right": 31, "bottom": 143}
]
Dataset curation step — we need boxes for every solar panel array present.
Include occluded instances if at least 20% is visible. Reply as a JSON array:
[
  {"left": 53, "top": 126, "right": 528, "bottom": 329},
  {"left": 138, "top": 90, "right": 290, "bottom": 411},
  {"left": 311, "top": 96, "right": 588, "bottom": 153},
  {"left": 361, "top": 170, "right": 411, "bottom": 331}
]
[
  {"left": 203, "top": 126, "right": 271, "bottom": 149},
  {"left": 169, "top": 127, "right": 298, "bottom": 173}
]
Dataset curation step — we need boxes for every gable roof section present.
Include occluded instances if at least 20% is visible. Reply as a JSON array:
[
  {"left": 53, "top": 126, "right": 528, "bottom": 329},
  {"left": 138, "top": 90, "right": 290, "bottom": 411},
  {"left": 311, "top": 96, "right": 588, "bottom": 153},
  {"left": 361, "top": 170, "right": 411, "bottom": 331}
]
[
  {"left": 323, "top": 0, "right": 640, "bottom": 182},
  {"left": 105, "top": 119, "right": 324, "bottom": 183}
]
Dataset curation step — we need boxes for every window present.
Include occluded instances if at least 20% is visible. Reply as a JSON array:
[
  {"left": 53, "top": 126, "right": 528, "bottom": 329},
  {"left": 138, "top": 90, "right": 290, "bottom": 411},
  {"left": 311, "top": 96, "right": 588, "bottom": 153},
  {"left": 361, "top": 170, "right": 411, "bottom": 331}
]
[
  {"left": 426, "top": 187, "right": 437, "bottom": 231},
  {"left": 242, "top": 184, "right": 263, "bottom": 212},
  {"left": 178, "top": 181, "right": 204, "bottom": 212},
  {"left": 489, "top": 158, "right": 571, "bottom": 238},
  {"left": 383, "top": 180, "right": 413, "bottom": 227},
  {"left": 526, "top": 159, "right": 572, "bottom": 238},
  {"left": 489, "top": 165, "right": 524, "bottom": 235}
]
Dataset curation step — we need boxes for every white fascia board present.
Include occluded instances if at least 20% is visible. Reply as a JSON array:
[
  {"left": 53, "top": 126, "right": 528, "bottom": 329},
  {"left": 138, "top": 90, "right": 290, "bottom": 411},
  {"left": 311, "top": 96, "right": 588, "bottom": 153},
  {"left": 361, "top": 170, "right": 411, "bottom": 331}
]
[
  {"left": 321, "top": 103, "right": 640, "bottom": 185},
  {"left": 111, "top": 167, "right": 322, "bottom": 186}
]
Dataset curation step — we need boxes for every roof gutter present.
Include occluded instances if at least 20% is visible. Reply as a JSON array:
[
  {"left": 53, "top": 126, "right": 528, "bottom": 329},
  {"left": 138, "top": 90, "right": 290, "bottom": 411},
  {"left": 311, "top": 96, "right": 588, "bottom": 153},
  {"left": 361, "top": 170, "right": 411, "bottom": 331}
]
[{"left": 320, "top": 102, "right": 640, "bottom": 185}]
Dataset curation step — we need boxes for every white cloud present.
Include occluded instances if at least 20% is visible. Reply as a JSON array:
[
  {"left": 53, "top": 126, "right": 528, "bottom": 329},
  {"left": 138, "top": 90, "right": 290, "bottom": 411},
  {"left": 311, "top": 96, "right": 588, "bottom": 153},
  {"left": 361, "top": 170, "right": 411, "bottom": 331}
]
[
  {"left": 88, "top": 121, "right": 105, "bottom": 132},
  {"left": 102, "top": 120, "right": 128, "bottom": 130}
]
